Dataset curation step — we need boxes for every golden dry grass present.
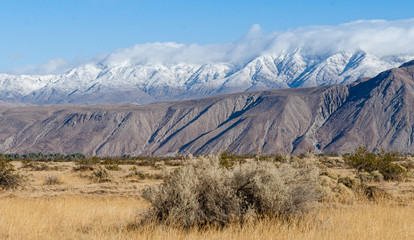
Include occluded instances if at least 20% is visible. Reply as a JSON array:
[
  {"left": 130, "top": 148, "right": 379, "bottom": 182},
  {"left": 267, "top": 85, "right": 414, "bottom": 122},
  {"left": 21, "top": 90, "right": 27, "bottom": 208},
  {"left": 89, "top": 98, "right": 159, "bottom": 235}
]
[
  {"left": 0, "top": 197, "right": 146, "bottom": 240},
  {"left": 0, "top": 197, "right": 413, "bottom": 240},
  {"left": 0, "top": 161, "right": 165, "bottom": 199},
  {"left": 1, "top": 158, "right": 413, "bottom": 239}
]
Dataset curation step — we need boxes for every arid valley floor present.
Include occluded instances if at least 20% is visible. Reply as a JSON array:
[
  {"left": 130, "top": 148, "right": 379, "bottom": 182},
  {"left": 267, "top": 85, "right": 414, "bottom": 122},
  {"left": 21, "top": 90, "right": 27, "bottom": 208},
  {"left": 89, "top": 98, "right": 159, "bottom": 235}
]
[{"left": 1, "top": 155, "right": 414, "bottom": 239}]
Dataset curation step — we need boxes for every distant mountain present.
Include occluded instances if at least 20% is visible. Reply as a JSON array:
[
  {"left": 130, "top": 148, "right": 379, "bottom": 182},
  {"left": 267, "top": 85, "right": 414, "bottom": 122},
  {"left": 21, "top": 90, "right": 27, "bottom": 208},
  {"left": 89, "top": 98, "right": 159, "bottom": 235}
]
[
  {"left": 0, "top": 61, "right": 413, "bottom": 155},
  {"left": 0, "top": 50, "right": 412, "bottom": 105}
]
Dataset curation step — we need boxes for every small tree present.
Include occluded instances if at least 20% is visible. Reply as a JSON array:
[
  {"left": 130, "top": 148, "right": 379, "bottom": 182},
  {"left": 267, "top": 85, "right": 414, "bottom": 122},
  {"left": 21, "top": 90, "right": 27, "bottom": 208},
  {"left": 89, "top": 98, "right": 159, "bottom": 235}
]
[{"left": 0, "top": 158, "right": 20, "bottom": 190}]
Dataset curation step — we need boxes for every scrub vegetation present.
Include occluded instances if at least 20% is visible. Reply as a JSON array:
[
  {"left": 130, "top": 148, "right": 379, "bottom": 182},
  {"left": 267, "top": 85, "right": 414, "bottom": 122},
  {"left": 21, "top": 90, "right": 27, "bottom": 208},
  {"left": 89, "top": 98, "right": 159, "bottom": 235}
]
[{"left": 0, "top": 149, "right": 413, "bottom": 239}]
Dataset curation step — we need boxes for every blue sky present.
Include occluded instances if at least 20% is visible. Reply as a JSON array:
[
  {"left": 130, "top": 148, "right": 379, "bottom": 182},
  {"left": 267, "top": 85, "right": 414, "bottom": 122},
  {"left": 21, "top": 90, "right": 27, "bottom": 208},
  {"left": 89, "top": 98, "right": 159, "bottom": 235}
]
[{"left": 1, "top": 0, "right": 414, "bottom": 74}]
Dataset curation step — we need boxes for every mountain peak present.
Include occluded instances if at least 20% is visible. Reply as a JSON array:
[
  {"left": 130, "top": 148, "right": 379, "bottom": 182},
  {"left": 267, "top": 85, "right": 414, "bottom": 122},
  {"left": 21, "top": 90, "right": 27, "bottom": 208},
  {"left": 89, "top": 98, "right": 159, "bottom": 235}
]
[
  {"left": 1, "top": 62, "right": 414, "bottom": 155},
  {"left": 0, "top": 51, "right": 413, "bottom": 105},
  {"left": 399, "top": 59, "right": 414, "bottom": 68}
]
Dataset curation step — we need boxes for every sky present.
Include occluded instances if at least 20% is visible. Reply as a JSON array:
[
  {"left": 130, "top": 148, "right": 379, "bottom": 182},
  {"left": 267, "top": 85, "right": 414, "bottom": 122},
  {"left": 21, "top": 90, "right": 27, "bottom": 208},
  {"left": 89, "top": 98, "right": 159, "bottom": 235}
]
[{"left": 1, "top": 0, "right": 414, "bottom": 74}]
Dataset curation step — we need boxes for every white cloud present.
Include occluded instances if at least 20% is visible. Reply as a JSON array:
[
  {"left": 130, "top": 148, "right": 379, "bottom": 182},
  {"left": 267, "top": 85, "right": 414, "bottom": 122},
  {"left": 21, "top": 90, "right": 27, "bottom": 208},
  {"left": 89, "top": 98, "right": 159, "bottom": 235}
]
[
  {"left": 271, "top": 19, "right": 414, "bottom": 56},
  {"left": 95, "top": 18, "right": 414, "bottom": 66},
  {"left": 9, "top": 18, "right": 414, "bottom": 75},
  {"left": 9, "top": 57, "right": 87, "bottom": 75},
  {"left": 94, "top": 24, "right": 272, "bottom": 66}
]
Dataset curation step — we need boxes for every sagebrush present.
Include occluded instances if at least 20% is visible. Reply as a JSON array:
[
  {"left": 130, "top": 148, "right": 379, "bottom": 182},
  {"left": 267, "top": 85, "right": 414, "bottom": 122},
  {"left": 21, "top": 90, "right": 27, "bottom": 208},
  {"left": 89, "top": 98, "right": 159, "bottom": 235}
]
[
  {"left": 142, "top": 155, "right": 319, "bottom": 227},
  {"left": 0, "top": 158, "right": 20, "bottom": 190},
  {"left": 91, "top": 166, "right": 113, "bottom": 182}
]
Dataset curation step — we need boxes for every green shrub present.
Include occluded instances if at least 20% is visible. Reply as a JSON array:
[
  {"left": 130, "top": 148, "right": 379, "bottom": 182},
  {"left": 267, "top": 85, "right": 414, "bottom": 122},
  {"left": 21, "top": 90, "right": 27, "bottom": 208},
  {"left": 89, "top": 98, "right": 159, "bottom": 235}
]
[
  {"left": 344, "top": 146, "right": 406, "bottom": 180},
  {"left": 128, "top": 169, "right": 147, "bottom": 179},
  {"left": 73, "top": 157, "right": 100, "bottom": 171},
  {"left": 21, "top": 160, "right": 51, "bottom": 171},
  {"left": 65, "top": 153, "right": 86, "bottom": 161},
  {"left": 338, "top": 176, "right": 362, "bottom": 189},
  {"left": 104, "top": 164, "right": 122, "bottom": 171},
  {"left": 135, "top": 157, "right": 159, "bottom": 167},
  {"left": 127, "top": 170, "right": 163, "bottom": 180},
  {"left": 91, "top": 166, "right": 113, "bottom": 182},
  {"left": 163, "top": 159, "right": 184, "bottom": 166},
  {"left": 219, "top": 152, "right": 240, "bottom": 169},
  {"left": 0, "top": 158, "right": 20, "bottom": 190},
  {"left": 101, "top": 158, "right": 121, "bottom": 165},
  {"left": 0, "top": 152, "right": 85, "bottom": 162},
  {"left": 273, "top": 154, "right": 288, "bottom": 163},
  {"left": 318, "top": 156, "right": 345, "bottom": 168},
  {"left": 142, "top": 155, "right": 319, "bottom": 227}
]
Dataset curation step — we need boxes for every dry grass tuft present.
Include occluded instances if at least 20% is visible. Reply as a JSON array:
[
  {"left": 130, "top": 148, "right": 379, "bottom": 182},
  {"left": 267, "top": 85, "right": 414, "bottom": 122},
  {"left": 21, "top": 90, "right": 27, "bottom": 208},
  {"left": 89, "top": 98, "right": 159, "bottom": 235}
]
[{"left": 43, "top": 175, "right": 63, "bottom": 185}]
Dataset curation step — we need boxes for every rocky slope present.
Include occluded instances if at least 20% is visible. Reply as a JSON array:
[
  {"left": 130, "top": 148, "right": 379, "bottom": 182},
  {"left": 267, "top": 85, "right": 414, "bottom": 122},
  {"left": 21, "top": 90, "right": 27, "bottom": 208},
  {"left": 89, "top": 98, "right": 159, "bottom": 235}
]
[{"left": 0, "top": 61, "right": 413, "bottom": 156}]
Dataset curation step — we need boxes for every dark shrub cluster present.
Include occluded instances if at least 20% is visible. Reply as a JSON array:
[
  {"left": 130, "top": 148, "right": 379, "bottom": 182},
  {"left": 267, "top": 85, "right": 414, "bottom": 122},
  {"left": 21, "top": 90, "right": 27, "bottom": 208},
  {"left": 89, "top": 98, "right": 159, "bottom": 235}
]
[
  {"left": 91, "top": 166, "right": 113, "bottom": 182},
  {"left": 73, "top": 157, "right": 101, "bottom": 171},
  {"left": 126, "top": 167, "right": 164, "bottom": 180},
  {"left": 344, "top": 146, "right": 406, "bottom": 180},
  {"left": 142, "top": 155, "right": 319, "bottom": 227},
  {"left": 21, "top": 160, "right": 52, "bottom": 171},
  {"left": 0, "top": 157, "right": 21, "bottom": 190},
  {"left": 0, "top": 152, "right": 85, "bottom": 161}
]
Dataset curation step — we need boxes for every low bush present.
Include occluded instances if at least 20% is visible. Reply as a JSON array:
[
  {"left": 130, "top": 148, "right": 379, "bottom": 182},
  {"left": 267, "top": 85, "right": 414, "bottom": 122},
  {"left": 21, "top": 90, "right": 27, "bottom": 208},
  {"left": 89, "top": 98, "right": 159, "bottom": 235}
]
[
  {"left": 318, "top": 156, "right": 345, "bottom": 168},
  {"left": 0, "top": 158, "right": 21, "bottom": 190},
  {"left": 273, "top": 154, "right": 288, "bottom": 163},
  {"left": 344, "top": 147, "right": 406, "bottom": 180},
  {"left": 44, "top": 175, "right": 62, "bottom": 185},
  {"left": 21, "top": 160, "right": 51, "bottom": 171},
  {"left": 163, "top": 159, "right": 184, "bottom": 166},
  {"left": 73, "top": 157, "right": 100, "bottom": 171},
  {"left": 142, "top": 155, "right": 319, "bottom": 227},
  {"left": 104, "top": 164, "right": 122, "bottom": 171},
  {"left": 91, "top": 166, "right": 113, "bottom": 182},
  {"left": 219, "top": 152, "right": 244, "bottom": 169},
  {"left": 127, "top": 168, "right": 147, "bottom": 179},
  {"left": 135, "top": 158, "right": 158, "bottom": 167},
  {"left": 126, "top": 168, "right": 164, "bottom": 180}
]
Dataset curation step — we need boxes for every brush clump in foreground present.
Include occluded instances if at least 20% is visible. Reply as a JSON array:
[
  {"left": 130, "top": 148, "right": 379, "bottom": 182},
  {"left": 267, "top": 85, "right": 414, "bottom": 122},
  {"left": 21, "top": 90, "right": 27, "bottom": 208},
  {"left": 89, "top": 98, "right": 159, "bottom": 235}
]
[{"left": 141, "top": 155, "right": 320, "bottom": 227}]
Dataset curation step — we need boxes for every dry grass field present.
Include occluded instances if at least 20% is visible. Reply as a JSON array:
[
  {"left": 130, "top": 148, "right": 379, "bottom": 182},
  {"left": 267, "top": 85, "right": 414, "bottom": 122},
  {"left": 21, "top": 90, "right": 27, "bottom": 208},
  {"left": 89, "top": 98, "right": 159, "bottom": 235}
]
[
  {"left": 0, "top": 156, "right": 413, "bottom": 239},
  {"left": 0, "top": 197, "right": 413, "bottom": 239},
  {"left": 0, "top": 161, "right": 164, "bottom": 199}
]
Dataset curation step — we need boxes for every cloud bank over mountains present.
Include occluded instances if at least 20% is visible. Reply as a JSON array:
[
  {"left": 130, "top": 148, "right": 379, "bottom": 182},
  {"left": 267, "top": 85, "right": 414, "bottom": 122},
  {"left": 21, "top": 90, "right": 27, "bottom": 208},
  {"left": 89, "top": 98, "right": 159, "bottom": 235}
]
[{"left": 8, "top": 18, "right": 414, "bottom": 75}]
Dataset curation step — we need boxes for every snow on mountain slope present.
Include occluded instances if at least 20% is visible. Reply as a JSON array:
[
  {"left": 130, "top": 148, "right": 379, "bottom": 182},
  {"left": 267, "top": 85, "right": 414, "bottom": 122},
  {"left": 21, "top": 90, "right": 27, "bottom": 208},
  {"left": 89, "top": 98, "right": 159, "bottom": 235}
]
[
  {"left": 3, "top": 61, "right": 414, "bottom": 155},
  {"left": 2, "top": 19, "right": 414, "bottom": 105},
  {"left": 0, "top": 51, "right": 412, "bottom": 105}
]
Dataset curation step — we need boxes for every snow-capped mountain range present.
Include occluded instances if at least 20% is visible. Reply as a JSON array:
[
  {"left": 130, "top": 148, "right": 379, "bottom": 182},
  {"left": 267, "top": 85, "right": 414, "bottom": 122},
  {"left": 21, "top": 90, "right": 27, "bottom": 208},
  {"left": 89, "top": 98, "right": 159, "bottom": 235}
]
[
  {"left": 2, "top": 19, "right": 414, "bottom": 105},
  {"left": 0, "top": 50, "right": 412, "bottom": 105}
]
